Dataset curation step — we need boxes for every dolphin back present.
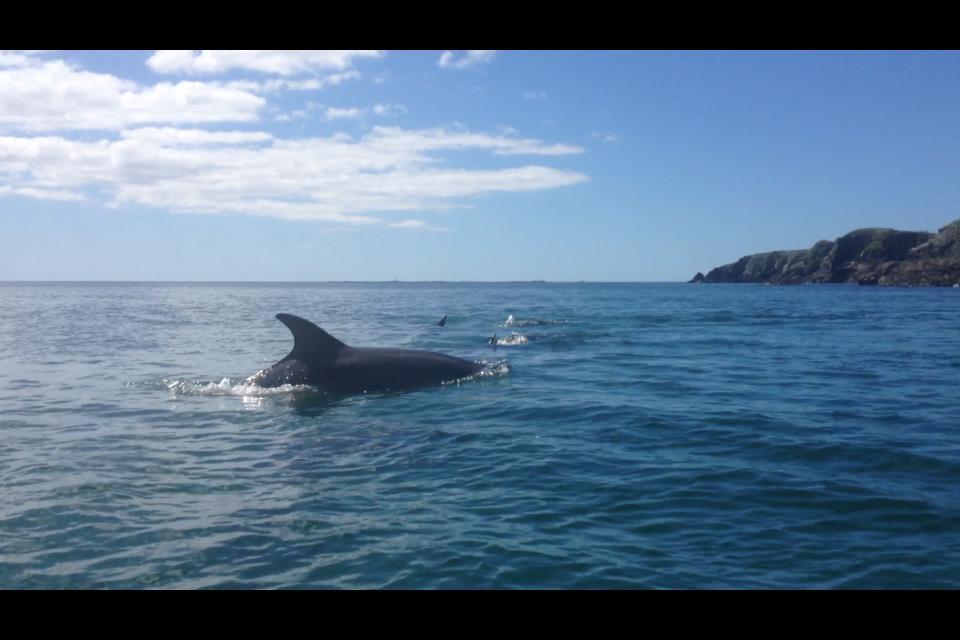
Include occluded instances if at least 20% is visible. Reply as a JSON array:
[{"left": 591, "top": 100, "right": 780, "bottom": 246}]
[
  {"left": 250, "top": 313, "right": 483, "bottom": 392},
  {"left": 276, "top": 313, "right": 346, "bottom": 364}
]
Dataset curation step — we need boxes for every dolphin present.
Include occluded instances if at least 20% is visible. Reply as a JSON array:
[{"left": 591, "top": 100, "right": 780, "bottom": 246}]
[{"left": 246, "top": 313, "right": 484, "bottom": 393}]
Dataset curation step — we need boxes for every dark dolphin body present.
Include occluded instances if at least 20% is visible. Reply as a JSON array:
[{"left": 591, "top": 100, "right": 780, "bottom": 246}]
[{"left": 247, "top": 313, "right": 484, "bottom": 393}]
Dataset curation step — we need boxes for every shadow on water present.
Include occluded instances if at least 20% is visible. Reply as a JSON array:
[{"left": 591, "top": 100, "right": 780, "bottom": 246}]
[
  {"left": 287, "top": 388, "right": 426, "bottom": 417},
  {"left": 288, "top": 391, "right": 355, "bottom": 417}
]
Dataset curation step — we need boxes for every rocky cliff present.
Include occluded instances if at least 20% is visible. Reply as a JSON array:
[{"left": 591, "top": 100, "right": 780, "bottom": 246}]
[{"left": 690, "top": 219, "right": 960, "bottom": 286}]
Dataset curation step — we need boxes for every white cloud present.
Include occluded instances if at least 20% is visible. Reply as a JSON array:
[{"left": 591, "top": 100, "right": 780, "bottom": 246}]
[
  {"left": 0, "top": 184, "right": 84, "bottom": 201},
  {"left": 388, "top": 219, "right": 427, "bottom": 228},
  {"left": 325, "top": 71, "right": 362, "bottom": 86},
  {"left": 438, "top": 50, "right": 497, "bottom": 69},
  {"left": 324, "top": 107, "right": 363, "bottom": 120},
  {"left": 147, "top": 50, "right": 383, "bottom": 76},
  {"left": 365, "top": 126, "right": 584, "bottom": 156},
  {"left": 119, "top": 127, "right": 273, "bottom": 146},
  {"left": 0, "top": 50, "right": 41, "bottom": 68},
  {"left": 0, "top": 126, "right": 587, "bottom": 224},
  {"left": 523, "top": 91, "right": 547, "bottom": 100},
  {"left": 274, "top": 109, "right": 309, "bottom": 122},
  {"left": 279, "top": 102, "right": 406, "bottom": 123},
  {"left": 388, "top": 219, "right": 447, "bottom": 232},
  {"left": 0, "top": 53, "right": 586, "bottom": 230},
  {"left": 223, "top": 71, "right": 360, "bottom": 94},
  {"left": 591, "top": 131, "right": 620, "bottom": 143},
  {"left": 372, "top": 103, "right": 407, "bottom": 117},
  {"left": 0, "top": 60, "right": 264, "bottom": 131}
]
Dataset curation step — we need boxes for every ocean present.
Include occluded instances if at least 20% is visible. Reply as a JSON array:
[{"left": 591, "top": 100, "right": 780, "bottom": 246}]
[{"left": 1, "top": 281, "right": 959, "bottom": 588}]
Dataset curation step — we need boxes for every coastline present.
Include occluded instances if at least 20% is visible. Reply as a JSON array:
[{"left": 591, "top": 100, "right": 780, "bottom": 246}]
[{"left": 691, "top": 218, "right": 960, "bottom": 287}]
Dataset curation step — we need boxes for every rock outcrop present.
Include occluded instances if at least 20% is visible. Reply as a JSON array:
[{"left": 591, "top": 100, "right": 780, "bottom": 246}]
[{"left": 691, "top": 219, "right": 960, "bottom": 286}]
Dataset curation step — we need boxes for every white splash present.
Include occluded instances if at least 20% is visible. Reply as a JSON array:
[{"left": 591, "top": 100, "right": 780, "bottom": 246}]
[
  {"left": 501, "top": 314, "right": 567, "bottom": 327},
  {"left": 445, "top": 360, "right": 511, "bottom": 385},
  {"left": 494, "top": 332, "right": 529, "bottom": 346},
  {"left": 163, "top": 378, "right": 315, "bottom": 397}
]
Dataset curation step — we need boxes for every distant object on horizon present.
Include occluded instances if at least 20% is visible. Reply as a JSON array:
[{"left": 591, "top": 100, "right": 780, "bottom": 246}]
[
  {"left": 437, "top": 315, "right": 447, "bottom": 327},
  {"left": 690, "top": 218, "right": 960, "bottom": 287},
  {"left": 246, "top": 314, "right": 484, "bottom": 393}
]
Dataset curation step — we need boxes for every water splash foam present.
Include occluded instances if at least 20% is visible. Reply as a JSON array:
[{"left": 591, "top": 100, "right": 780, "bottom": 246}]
[
  {"left": 444, "top": 359, "right": 510, "bottom": 385},
  {"left": 144, "top": 364, "right": 508, "bottom": 396},
  {"left": 493, "top": 332, "right": 529, "bottom": 346},
  {"left": 161, "top": 378, "right": 316, "bottom": 397},
  {"left": 501, "top": 314, "right": 568, "bottom": 327}
]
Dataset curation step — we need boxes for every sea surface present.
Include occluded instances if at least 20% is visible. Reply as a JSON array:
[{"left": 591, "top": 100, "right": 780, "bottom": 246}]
[{"left": 1, "top": 281, "right": 959, "bottom": 589}]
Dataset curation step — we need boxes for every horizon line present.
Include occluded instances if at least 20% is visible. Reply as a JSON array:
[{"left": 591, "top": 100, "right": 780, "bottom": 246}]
[{"left": 0, "top": 279, "right": 685, "bottom": 285}]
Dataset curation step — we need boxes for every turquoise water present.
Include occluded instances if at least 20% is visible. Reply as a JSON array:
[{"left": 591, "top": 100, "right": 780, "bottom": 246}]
[{"left": 1, "top": 282, "right": 959, "bottom": 589}]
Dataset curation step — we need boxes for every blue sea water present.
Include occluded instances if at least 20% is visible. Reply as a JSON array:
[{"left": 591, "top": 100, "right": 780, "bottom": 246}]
[{"left": 1, "top": 281, "right": 959, "bottom": 589}]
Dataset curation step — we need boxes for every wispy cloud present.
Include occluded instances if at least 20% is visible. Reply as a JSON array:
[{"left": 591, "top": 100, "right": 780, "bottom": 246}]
[
  {"left": 591, "top": 131, "right": 620, "bottom": 143},
  {"left": 119, "top": 127, "right": 273, "bottom": 146},
  {"left": 322, "top": 104, "right": 408, "bottom": 121},
  {"left": 274, "top": 109, "right": 309, "bottom": 122},
  {"left": 146, "top": 50, "right": 383, "bottom": 76},
  {"left": 0, "top": 126, "right": 587, "bottom": 224},
  {"left": 388, "top": 219, "right": 448, "bottom": 232},
  {"left": 523, "top": 91, "right": 548, "bottom": 100},
  {"left": 223, "top": 71, "right": 360, "bottom": 94},
  {"left": 367, "top": 126, "right": 584, "bottom": 156},
  {"left": 438, "top": 50, "right": 497, "bottom": 70},
  {"left": 324, "top": 107, "right": 363, "bottom": 120},
  {"left": 0, "top": 184, "right": 85, "bottom": 201},
  {"left": 275, "top": 101, "right": 408, "bottom": 124},
  {"left": 373, "top": 103, "right": 408, "bottom": 117}
]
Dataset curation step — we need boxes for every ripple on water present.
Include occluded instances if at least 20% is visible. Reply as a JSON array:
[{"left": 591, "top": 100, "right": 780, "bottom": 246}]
[{"left": 2, "top": 282, "right": 960, "bottom": 588}]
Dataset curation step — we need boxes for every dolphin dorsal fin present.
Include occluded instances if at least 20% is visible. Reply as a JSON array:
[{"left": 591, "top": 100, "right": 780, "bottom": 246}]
[{"left": 276, "top": 313, "right": 346, "bottom": 362}]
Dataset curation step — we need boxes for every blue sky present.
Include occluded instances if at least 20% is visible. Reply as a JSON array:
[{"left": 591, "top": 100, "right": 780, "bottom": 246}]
[{"left": 1, "top": 50, "right": 958, "bottom": 281}]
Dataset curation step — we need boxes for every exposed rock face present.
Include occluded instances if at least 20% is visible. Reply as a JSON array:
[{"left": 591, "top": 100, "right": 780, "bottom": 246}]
[{"left": 691, "top": 219, "right": 960, "bottom": 286}]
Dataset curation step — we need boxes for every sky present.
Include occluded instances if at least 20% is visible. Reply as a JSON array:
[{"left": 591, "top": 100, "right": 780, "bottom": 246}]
[{"left": 1, "top": 50, "right": 959, "bottom": 281}]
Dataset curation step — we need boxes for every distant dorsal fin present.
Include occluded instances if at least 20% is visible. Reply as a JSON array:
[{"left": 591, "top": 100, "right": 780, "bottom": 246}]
[{"left": 276, "top": 313, "right": 347, "bottom": 363}]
